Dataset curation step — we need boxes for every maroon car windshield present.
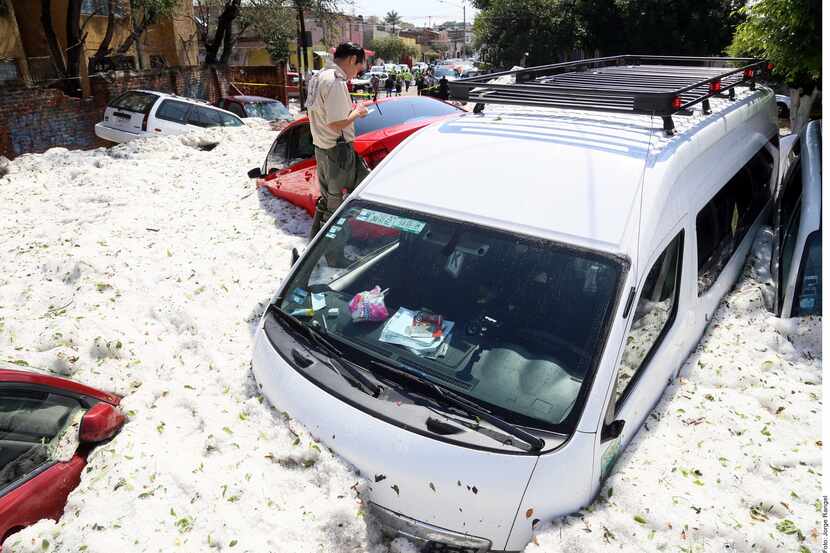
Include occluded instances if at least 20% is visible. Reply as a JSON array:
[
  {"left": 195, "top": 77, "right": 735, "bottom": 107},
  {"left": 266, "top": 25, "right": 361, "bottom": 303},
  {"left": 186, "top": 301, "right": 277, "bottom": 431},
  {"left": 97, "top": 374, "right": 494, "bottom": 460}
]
[{"left": 354, "top": 97, "right": 460, "bottom": 136}]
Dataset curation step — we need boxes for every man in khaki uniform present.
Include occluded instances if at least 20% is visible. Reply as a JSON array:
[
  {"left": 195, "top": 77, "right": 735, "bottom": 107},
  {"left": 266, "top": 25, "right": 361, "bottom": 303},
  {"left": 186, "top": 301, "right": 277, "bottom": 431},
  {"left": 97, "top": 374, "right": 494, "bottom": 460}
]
[{"left": 306, "top": 42, "right": 371, "bottom": 238}]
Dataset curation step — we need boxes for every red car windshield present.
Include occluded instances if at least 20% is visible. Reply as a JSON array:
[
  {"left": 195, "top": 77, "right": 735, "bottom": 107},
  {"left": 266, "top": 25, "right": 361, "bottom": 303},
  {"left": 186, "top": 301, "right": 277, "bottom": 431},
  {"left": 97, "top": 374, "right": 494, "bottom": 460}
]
[{"left": 354, "top": 97, "right": 460, "bottom": 136}]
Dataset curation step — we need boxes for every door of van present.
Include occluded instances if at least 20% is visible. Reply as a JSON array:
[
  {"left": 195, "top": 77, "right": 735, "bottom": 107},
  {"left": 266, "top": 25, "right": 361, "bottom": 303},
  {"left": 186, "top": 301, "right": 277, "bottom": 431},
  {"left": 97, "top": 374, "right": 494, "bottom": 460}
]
[
  {"left": 594, "top": 230, "right": 686, "bottom": 485},
  {"left": 104, "top": 91, "right": 158, "bottom": 137},
  {"left": 772, "top": 120, "right": 822, "bottom": 317}
]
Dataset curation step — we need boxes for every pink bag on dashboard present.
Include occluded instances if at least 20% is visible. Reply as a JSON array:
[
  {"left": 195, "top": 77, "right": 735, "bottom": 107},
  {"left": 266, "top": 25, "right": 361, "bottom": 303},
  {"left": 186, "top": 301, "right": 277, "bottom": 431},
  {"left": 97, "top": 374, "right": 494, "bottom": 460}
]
[{"left": 348, "top": 286, "right": 390, "bottom": 322}]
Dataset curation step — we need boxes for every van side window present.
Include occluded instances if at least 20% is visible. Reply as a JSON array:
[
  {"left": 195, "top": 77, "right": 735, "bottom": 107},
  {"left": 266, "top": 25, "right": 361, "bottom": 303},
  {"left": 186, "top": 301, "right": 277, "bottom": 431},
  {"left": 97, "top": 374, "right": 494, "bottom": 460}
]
[
  {"left": 615, "top": 231, "right": 683, "bottom": 403},
  {"left": 696, "top": 143, "right": 774, "bottom": 295}
]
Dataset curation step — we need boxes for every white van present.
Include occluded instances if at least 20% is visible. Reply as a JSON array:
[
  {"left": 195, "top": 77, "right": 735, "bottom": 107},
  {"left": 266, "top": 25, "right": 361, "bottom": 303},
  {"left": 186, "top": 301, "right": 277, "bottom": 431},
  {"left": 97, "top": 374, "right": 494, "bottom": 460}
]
[
  {"left": 252, "top": 57, "right": 781, "bottom": 551},
  {"left": 94, "top": 90, "right": 243, "bottom": 144}
]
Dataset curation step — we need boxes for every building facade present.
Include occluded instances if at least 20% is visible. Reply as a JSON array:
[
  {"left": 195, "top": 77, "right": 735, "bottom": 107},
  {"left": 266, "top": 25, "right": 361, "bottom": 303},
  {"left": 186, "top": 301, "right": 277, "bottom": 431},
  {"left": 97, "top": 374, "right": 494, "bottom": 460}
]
[{"left": 1, "top": 0, "right": 198, "bottom": 91}]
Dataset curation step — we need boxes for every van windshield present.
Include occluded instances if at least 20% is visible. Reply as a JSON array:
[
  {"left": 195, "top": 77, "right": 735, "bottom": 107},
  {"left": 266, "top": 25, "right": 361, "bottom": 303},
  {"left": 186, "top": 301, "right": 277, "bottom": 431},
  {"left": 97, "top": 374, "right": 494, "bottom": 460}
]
[{"left": 278, "top": 202, "right": 623, "bottom": 432}]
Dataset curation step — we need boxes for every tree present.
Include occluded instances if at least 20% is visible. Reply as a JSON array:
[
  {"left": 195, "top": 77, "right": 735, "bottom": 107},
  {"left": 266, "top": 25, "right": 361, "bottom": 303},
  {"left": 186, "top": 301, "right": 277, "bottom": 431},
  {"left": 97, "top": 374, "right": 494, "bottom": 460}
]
[
  {"left": 384, "top": 10, "right": 401, "bottom": 34},
  {"left": 369, "top": 36, "right": 417, "bottom": 63},
  {"left": 728, "top": 0, "right": 821, "bottom": 132},
  {"left": 473, "top": 0, "right": 583, "bottom": 67},
  {"left": 117, "top": 0, "right": 178, "bottom": 63},
  {"left": 194, "top": 0, "right": 247, "bottom": 65},
  {"left": 287, "top": 0, "right": 343, "bottom": 109},
  {"left": 609, "top": 0, "right": 743, "bottom": 56},
  {"left": 474, "top": 0, "right": 744, "bottom": 68},
  {"left": 246, "top": 0, "right": 294, "bottom": 63},
  {"left": 88, "top": 0, "right": 178, "bottom": 73}
]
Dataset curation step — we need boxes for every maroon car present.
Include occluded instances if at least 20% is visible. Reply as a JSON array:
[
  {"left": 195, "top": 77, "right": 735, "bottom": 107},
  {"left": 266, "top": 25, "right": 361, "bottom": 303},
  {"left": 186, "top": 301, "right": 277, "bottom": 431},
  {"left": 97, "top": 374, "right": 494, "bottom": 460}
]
[
  {"left": 0, "top": 364, "right": 124, "bottom": 548},
  {"left": 214, "top": 95, "right": 293, "bottom": 129}
]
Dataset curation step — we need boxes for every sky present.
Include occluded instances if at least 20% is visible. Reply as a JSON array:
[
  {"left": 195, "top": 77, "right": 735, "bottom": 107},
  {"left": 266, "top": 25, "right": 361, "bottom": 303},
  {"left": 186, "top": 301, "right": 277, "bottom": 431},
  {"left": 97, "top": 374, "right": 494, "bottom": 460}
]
[{"left": 349, "top": 0, "right": 479, "bottom": 26}]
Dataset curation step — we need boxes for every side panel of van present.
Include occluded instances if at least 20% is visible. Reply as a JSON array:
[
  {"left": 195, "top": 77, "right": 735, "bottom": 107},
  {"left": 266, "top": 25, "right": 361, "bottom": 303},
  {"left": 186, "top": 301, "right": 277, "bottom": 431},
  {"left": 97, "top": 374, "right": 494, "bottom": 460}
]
[{"left": 583, "top": 101, "right": 778, "bottom": 507}]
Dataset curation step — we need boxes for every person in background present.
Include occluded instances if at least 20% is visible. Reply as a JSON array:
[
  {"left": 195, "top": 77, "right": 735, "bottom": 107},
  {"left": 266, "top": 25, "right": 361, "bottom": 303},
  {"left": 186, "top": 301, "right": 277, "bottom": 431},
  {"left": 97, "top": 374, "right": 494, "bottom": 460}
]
[
  {"left": 416, "top": 72, "right": 425, "bottom": 96},
  {"left": 403, "top": 68, "right": 412, "bottom": 92},
  {"left": 370, "top": 74, "right": 380, "bottom": 101},
  {"left": 395, "top": 75, "right": 403, "bottom": 96},
  {"left": 385, "top": 74, "right": 395, "bottom": 97},
  {"left": 305, "top": 42, "right": 370, "bottom": 239},
  {"left": 438, "top": 75, "right": 449, "bottom": 101}
]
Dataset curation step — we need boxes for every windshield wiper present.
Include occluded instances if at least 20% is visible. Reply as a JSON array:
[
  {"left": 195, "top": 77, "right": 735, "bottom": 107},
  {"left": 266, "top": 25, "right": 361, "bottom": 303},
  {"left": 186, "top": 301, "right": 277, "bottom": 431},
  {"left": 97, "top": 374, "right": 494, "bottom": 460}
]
[
  {"left": 271, "top": 307, "right": 382, "bottom": 398},
  {"left": 366, "top": 357, "right": 544, "bottom": 452}
]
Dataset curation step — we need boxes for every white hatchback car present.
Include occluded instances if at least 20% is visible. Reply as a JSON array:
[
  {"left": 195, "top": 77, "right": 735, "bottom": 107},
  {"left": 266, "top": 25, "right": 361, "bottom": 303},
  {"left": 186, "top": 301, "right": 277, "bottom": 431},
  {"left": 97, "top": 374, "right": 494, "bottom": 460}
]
[
  {"left": 252, "top": 56, "right": 786, "bottom": 551},
  {"left": 94, "top": 90, "right": 244, "bottom": 144}
]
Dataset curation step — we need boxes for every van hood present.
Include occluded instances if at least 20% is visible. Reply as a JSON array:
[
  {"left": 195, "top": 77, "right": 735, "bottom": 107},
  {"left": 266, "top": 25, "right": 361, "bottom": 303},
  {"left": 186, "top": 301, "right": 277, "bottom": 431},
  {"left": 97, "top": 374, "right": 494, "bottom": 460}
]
[{"left": 251, "top": 318, "right": 539, "bottom": 549}]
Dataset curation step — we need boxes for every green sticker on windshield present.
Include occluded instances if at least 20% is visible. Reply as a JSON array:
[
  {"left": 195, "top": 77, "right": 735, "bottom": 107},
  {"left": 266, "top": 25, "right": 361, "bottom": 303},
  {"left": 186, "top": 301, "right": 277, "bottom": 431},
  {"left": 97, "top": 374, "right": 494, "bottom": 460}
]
[{"left": 356, "top": 209, "right": 426, "bottom": 234}]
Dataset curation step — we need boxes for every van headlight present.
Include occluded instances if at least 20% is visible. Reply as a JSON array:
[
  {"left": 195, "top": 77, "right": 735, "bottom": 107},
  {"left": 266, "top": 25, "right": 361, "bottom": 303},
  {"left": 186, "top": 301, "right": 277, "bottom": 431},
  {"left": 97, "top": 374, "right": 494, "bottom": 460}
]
[{"left": 369, "top": 503, "right": 491, "bottom": 552}]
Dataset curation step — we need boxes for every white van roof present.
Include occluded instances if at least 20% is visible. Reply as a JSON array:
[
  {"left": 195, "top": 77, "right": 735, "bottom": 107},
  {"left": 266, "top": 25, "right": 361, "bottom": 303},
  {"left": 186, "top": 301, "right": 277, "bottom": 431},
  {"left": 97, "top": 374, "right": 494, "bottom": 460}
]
[{"left": 356, "top": 87, "right": 774, "bottom": 256}]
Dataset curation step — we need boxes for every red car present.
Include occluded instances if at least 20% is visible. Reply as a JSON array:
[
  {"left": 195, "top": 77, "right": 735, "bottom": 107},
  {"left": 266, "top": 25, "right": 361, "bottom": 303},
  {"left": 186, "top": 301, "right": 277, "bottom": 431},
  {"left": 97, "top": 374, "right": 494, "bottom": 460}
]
[
  {"left": 247, "top": 96, "right": 464, "bottom": 215},
  {"left": 0, "top": 365, "right": 125, "bottom": 548}
]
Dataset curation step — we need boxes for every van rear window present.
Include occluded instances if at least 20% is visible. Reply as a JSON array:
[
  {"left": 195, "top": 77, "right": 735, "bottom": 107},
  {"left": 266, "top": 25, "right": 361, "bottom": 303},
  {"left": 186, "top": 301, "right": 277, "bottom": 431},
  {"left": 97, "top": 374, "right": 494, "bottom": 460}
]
[{"left": 109, "top": 91, "right": 158, "bottom": 114}]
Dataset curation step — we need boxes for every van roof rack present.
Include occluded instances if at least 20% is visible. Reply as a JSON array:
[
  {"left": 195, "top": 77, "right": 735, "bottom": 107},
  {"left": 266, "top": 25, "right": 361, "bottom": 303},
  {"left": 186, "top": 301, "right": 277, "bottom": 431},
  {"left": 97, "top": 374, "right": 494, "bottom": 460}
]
[{"left": 449, "top": 55, "right": 771, "bottom": 135}]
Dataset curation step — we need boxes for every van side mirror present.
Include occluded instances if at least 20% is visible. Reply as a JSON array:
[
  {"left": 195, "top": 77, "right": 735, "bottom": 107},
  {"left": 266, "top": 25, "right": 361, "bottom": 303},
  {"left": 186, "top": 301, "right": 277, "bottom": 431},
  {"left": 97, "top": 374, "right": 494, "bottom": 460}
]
[
  {"left": 79, "top": 403, "right": 125, "bottom": 443},
  {"left": 601, "top": 419, "right": 625, "bottom": 442},
  {"left": 291, "top": 247, "right": 300, "bottom": 266},
  {"left": 248, "top": 167, "right": 263, "bottom": 179}
]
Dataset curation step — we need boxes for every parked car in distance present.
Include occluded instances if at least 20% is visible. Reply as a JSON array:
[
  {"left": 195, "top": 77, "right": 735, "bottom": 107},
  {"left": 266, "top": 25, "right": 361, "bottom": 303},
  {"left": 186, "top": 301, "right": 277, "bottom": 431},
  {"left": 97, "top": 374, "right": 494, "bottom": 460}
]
[
  {"left": 350, "top": 73, "right": 372, "bottom": 92},
  {"left": 95, "top": 90, "right": 244, "bottom": 144},
  {"left": 251, "top": 57, "right": 782, "bottom": 552},
  {"left": 768, "top": 119, "right": 822, "bottom": 318},
  {"left": 214, "top": 95, "right": 292, "bottom": 126},
  {"left": 434, "top": 65, "right": 461, "bottom": 81},
  {"left": 247, "top": 95, "right": 464, "bottom": 214},
  {"left": 0, "top": 364, "right": 125, "bottom": 548},
  {"left": 287, "top": 72, "right": 300, "bottom": 97}
]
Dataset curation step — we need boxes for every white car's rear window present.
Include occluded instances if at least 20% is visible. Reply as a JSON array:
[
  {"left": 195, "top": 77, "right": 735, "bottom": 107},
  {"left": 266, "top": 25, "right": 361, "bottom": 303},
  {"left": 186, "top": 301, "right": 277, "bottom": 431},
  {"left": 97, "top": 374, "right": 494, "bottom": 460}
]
[{"left": 109, "top": 91, "right": 158, "bottom": 114}]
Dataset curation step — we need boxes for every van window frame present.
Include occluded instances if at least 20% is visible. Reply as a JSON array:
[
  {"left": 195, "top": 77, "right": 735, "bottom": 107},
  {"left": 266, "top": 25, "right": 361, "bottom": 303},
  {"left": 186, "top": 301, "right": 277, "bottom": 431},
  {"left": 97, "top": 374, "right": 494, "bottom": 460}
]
[
  {"left": 612, "top": 230, "right": 684, "bottom": 412},
  {"left": 696, "top": 139, "right": 776, "bottom": 295}
]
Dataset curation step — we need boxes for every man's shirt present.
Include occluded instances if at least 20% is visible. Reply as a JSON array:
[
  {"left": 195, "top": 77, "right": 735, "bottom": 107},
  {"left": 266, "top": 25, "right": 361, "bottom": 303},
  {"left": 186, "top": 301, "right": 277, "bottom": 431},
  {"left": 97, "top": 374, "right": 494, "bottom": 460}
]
[{"left": 307, "top": 63, "right": 354, "bottom": 149}]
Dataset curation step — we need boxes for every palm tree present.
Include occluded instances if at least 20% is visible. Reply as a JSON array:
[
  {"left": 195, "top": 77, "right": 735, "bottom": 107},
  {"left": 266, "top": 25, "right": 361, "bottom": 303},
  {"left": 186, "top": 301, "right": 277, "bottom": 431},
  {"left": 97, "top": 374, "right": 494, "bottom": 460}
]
[{"left": 384, "top": 10, "right": 401, "bottom": 34}]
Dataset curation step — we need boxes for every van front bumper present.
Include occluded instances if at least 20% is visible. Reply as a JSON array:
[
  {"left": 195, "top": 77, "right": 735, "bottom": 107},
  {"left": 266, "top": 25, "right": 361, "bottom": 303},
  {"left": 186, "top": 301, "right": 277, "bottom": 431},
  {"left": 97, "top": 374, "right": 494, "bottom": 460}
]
[{"left": 370, "top": 503, "right": 491, "bottom": 552}]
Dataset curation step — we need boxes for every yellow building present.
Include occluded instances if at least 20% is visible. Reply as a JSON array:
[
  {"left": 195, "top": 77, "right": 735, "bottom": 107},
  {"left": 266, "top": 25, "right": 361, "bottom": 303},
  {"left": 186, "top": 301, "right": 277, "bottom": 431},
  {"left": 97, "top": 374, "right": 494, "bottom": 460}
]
[
  {"left": 0, "top": 0, "right": 29, "bottom": 82},
  {"left": 3, "top": 0, "right": 198, "bottom": 90}
]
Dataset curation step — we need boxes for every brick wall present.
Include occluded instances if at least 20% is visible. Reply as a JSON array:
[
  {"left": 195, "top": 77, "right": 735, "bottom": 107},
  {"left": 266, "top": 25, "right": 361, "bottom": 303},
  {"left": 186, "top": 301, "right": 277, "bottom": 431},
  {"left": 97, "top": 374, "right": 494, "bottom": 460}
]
[
  {"left": 0, "top": 84, "right": 103, "bottom": 159},
  {"left": 0, "top": 65, "right": 243, "bottom": 159}
]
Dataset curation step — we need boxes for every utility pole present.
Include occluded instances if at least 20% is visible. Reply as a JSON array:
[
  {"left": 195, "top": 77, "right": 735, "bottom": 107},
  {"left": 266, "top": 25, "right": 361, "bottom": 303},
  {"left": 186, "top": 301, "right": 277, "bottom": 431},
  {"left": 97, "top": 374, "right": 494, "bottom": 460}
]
[{"left": 462, "top": 0, "right": 466, "bottom": 58}]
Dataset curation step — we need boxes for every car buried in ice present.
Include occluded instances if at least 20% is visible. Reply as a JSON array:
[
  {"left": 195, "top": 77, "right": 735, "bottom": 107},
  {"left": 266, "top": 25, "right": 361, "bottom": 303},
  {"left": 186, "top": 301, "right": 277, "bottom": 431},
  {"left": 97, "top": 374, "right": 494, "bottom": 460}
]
[
  {"left": 0, "top": 364, "right": 125, "bottom": 547},
  {"left": 767, "top": 119, "right": 822, "bottom": 318},
  {"left": 251, "top": 56, "right": 781, "bottom": 551}
]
